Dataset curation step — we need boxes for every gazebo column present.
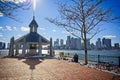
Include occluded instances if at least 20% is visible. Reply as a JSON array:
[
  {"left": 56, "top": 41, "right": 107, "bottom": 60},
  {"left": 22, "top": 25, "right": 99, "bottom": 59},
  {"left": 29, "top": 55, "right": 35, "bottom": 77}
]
[
  {"left": 50, "top": 38, "right": 54, "bottom": 57},
  {"left": 9, "top": 37, "right": 14, "bottom": 57},
  {"left": 15, "top": 43, "right": 19, "bottom": 56},
  {"left": 38, "top": 37, "right": 42, "bottom": 56},
  {"left": 22, "top": 37, "right": 26, "bottom": 57}
]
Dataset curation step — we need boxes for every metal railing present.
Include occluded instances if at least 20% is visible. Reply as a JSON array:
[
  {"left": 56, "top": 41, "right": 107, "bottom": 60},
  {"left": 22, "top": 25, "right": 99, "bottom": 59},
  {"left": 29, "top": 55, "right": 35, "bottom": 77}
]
[{"left": 58, "top": 52, "right": 120, "bottom": 67}]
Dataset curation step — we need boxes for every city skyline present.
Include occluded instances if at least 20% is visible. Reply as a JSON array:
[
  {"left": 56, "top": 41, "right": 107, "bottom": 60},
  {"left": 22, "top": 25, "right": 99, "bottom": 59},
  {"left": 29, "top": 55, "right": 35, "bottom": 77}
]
[
  {"left": 0, "top": 0, "right": 120, "bottom": 45},
  {"left": 53, "top": 36, "right": 120, "bottom": 50}
]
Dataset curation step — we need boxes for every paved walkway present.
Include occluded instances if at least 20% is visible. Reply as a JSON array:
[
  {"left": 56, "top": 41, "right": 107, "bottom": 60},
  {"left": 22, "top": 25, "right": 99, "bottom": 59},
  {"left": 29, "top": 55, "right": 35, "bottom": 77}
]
[{"left": 0, "top": 57, "right": 119, "bottom": 80}]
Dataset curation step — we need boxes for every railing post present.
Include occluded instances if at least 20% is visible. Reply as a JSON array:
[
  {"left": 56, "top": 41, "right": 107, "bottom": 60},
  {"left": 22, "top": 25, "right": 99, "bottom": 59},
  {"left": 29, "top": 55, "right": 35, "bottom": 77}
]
[
  {"left": 98, "top": 55, "right": 100, "bottom": 63},
  {"left": 118, "top": 56, "right": 120, "bottom": 67}
]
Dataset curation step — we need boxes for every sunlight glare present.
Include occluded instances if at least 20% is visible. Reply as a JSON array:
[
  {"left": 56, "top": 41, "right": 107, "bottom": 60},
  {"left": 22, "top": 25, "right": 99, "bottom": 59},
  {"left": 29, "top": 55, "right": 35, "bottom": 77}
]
[{"left": 33, "top": 0, "right": 37, "bottom": 12}]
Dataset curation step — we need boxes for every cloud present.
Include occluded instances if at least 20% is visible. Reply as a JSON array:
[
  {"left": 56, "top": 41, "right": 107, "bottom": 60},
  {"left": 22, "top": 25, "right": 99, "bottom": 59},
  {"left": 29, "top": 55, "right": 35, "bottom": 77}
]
[
  {"left": 0, "top": 26, "right": 3, "bottom": 30},
  {"left": 12, "top": 0, "right": 26, "bottom": 3},
  {"left": 13, "top": 27, "right": 17, "bottom": 30},
  {"left": 17, "top": 35, "right": 22, "bottom": 37},
  {"left": 21, "top": 26, "right": 29, "bottom": 32},
  {"left": 62, "top": 31, "right": 70, "bottom": 34},
  {"left": 52, "top": 29, "right": 57, "bottom": 32},
  {"left": 43, "top": 33, "right": 46, "bottom": 35},
  {"left": 39, "top": 27, "right": 45, "bottom": 31},
  {"left": 6, "top": 26, "right": 12, "bottom": 31},
  {"left": 103, "top": 35, "right": 116, "bottom": 39},
  {"left": 0, "top": 33, "right": 3, "bottom": 37},
  {"left": 0, "top": 12, "right": 3, "bottom": 17}
]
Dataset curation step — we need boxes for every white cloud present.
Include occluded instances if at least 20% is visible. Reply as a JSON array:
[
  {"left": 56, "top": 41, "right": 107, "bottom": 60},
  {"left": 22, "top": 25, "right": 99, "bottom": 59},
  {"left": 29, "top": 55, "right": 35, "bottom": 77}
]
[
  {"left": 0, "top": 33, "right": 3, "bottom": 37},
  {"left": 62, "top": 31, "right": 70, "bottom": 34},
  {"left": 0, "top": 26, "right": 3, "bottom": 30},
  {"left": 43, "top": 33, "right": 46, "bottom": 35},
  {"left": 0, "top": 12, "right": 4, "bottom": 17},
  {"left": 52, "top": 29, "right": 57, "bottom": 32},
  {"left": 0, "top": 12, "right": 3, "bottom": 17},
  {"left": 21, "top": 26, "right": 29, "bottom": 32},
  {"left": 13, "top": 27, "right": 17, "bottom": 30},
  {"left": 17, "top": 35, "right": 21, "bottom": 37},
  {"left": 6, "top": 26, "right": 12, "bottom": 31},
  {"left": 39, "top": 27, "right": 45, "bottom": 31},
  {"left": 13, "top": 0, "right": 26, "bottom": 3},
  {"left": 103, "top": 35, "right": 116, "bottom": 39}
]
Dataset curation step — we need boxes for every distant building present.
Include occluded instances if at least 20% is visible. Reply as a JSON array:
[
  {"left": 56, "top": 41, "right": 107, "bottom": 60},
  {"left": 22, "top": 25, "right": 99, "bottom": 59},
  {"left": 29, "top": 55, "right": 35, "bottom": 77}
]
[
  {"left": 60, "top": 39, "right": 64, "bottom": 46},
  {"left": 54, "top": 39, "right": 59, "bottom": 49},
  {"left": 0, "top": 42, "right": 5, "bottom": 49},
  {"left": 96, "top": 38, "right": 102, "bottom": 50},
  {"left": 102, "top": 38, "right": 111, "bottom": 49},
  {"left": 91, "top": 43, "right": 95, "bottom": 50},
  {"left": 56, "top": 39, "right": 59, "bottom": 46},
  {"left": 66, "top": 36, "right": 71, "bottom": 49},
  {"left": 87, "top": 39, "right": 91, "bottom": 49},
  {"left": 76, "top": 38, "right": 82, "bottom": 50},
  {"left": 60, "top": 39, "right": 64, "bottom": 49},
  {"left": 7, "top": 43, "right": 10, "bottom": 49},
  {"left": 70, "top": 37, "right": 76, "bottom": 50},
  {"left": 114, "top": 43, "right": 119, "bottom": 49}
]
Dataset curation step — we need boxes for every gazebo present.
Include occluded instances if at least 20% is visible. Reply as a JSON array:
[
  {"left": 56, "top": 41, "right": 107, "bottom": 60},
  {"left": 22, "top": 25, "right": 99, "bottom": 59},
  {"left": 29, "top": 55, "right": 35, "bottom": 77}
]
[{"left": 9, "top": 16, "right": 53, "bottom": 57}]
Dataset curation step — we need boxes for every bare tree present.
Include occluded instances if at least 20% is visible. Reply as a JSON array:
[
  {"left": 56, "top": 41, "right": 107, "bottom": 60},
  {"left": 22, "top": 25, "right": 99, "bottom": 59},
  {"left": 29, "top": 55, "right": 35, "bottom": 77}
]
[
  {"left": 0, "top": 0, "right": 31, "bottom": 21},
  {"left": 46, "top": 0, "right": 120, "bottom": 64}
]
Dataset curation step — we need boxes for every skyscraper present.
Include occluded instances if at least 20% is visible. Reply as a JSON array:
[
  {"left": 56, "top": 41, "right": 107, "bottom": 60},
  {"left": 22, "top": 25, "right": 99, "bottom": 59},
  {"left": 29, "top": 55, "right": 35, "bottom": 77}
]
[
  {"left": 66, "top": 36, "right": 71, "bottom": 49},
  {"left": 96, "top": 38, "right": 102, "bottom": 50},
  {"left": 87, "top": 39, "right": 91, "bottom": 49},
  {"left": 60, "top": 39, "right": 64, "bottom": 46},
  {"left": 114, "top": 43, "right": 119, "bottom": 49},
  {"left": 60, "top": 39, "right": 64, "bottom": 49},
  {"left": 102, "top": 38, "right": 111, "bottom": 49},
  {"left": 76, "top": 38, "right": 82, "bottom": 50},
  {"left": 70, "top": 37, "right": 76, "bottom": 49},
  {"left": 0, "top": 42, "right": 5, "bottom": 49},
  {"left": 54, "top": 39, "right": 60, "bottom": 49}
]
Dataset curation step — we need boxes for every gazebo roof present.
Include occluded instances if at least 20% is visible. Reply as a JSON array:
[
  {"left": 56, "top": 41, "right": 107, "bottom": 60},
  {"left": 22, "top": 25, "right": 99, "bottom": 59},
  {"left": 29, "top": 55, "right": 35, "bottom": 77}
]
[
  {"left": 15, "top": 16, "right": 49, "bottom": 45},
  {"left": 29, "top": 16, "right": 38, "bottom": 28},
  {"left": 15, "top": 32, "right": 49, "bottom": 45}
]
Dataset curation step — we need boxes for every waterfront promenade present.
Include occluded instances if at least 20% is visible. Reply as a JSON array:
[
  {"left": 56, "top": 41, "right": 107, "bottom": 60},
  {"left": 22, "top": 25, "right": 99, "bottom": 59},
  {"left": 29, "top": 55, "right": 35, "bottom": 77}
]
[{"left": 0, "top": 57, "right": 119, "bottom": 80}]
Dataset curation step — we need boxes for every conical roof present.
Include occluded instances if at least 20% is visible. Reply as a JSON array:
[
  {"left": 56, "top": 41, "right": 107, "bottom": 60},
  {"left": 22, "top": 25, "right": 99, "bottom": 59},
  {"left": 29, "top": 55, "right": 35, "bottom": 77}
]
[{"left": 29, "top": 16, "right": 38, "bottom": 28}]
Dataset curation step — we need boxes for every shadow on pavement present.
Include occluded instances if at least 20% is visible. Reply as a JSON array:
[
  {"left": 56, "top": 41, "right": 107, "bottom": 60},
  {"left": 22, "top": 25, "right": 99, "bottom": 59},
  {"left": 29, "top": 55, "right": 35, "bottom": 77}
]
[{"left": 23, "top": 58, "right": 42, "bottom": 70}]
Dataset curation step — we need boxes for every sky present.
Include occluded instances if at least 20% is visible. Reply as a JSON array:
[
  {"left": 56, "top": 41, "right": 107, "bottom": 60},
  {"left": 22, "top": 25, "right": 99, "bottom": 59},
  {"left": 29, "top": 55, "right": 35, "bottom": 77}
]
[{"left": 0, "top": 0, "right": 120, "bottom": 46}]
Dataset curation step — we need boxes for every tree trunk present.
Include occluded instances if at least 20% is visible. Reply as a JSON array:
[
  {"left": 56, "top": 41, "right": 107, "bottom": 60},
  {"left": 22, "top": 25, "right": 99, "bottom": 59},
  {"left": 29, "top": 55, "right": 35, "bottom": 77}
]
[
  {"left": 83, "top": 31, "right": 88, "bottom": 65},
  {"left": 84, "top": 38, "right": 88, "bottom": 65}
]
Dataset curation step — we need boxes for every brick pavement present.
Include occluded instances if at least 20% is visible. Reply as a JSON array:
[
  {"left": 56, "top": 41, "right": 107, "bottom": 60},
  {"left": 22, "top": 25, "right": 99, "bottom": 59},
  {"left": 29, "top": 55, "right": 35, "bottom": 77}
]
[{"left": 0, "top": 57, "right": 119, "bottom": 80}]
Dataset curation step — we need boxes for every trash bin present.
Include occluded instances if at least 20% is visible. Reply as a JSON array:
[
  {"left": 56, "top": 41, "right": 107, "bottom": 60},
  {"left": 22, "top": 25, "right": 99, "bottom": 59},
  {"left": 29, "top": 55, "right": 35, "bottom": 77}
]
[{"left": 73, "top": 54, "right": 78, "bottom": 63}]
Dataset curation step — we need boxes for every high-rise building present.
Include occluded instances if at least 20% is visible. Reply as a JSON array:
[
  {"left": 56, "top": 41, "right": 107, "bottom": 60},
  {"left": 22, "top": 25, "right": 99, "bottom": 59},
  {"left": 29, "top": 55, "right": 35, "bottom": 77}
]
[
  {"left": 56, "top": 39, "right": 59, "bottom": 46},
  {"left": 54, "top": 39, "right": 60, "bottom": 50},
  {"left": 91, "top": 43, "right": 95, "bottom": 50},
  {"left": 114, "top": 43, "right": 119, "bottom": 49},
  {"left": 60, "top": 39, "right": 64, "bottom": 46},
  {"left": 60, "top": 39, "right": 64, "bottom": 49},
  {"left": 7, "top": 43, "right": 10, "bottom": 49},
  {"left": 0, "top": 42, "right": 5, "bottom": 49},
  {"left": 96, "top": 38, "right": 102, "bottom": 50},
  {"left": 76, "top": 38, "right": 82, "bottom": 50},
  {"left": 70, "top": 37, "right": 76, "bottom": 49},
  {"left": 102, "top": 38, "right": 111, "bottom": 49},
  {"left": 87, "top": 39, "right": 91, "bottom": 49},
  {"left": 66, "top": 36, "right": 71, "bottom": 49}
]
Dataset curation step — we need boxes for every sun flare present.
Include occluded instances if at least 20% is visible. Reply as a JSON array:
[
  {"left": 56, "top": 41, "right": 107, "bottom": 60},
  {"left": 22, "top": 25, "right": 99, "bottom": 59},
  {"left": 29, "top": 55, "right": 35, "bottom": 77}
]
[{"left": 33, "top": 0, "right": 37, "bottom": 12}]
